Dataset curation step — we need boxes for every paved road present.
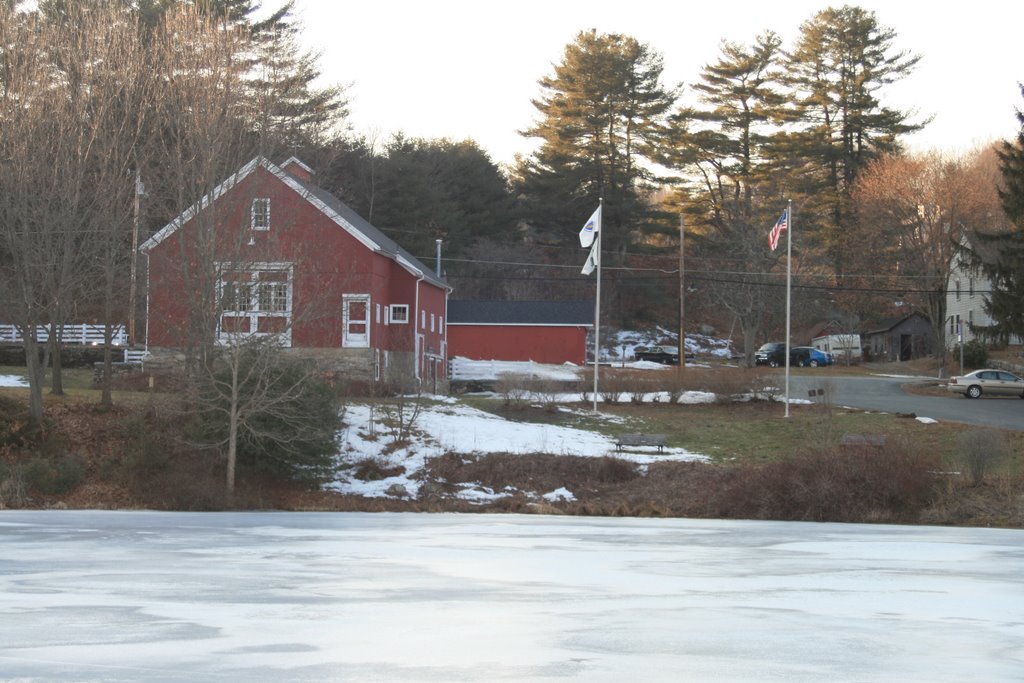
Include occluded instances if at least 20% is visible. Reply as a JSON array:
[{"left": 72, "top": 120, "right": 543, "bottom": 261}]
[{"left": 787, "top": 373, "right": 1023, "bottom": 430}]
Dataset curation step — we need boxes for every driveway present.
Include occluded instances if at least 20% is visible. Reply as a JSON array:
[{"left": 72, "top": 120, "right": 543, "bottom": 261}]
[{"left": 787, "top": 373, "right": 1023, "bottom": 430}]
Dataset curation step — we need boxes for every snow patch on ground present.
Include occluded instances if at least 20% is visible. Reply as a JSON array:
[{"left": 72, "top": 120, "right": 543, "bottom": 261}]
[
  {"left": 543, "top": 486, "right": 576, "bottom": 502},
  {"left": 329, "top": 400, "right": 708, "bottom": 502},
  {"left": 916, "top": 416, "right": 938, "bottom": 424},
  {"left": 0, "top": 374, "right": 28, "bottom": 387}
]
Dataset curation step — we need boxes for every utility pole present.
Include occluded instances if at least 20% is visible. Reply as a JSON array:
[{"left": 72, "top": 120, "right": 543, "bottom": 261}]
[{"left": 128, "top": 168, "right": 142, "bottom": 347}]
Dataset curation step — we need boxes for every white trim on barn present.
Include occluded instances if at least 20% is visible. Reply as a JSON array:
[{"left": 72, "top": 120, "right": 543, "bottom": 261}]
[{"left": 140, "top": 157, "right": 384, "bottom": 255}]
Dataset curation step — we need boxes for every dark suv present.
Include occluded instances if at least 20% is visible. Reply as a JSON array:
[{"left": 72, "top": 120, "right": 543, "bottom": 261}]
[
  {"left": 634, "top": 345, "right": 680, "bottom": 365},
  {"left": 754, "top": 342, "right": 787, "bottom": 367}
]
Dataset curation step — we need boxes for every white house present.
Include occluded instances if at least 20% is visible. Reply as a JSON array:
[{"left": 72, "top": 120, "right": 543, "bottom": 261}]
[{"left": 945, "top": 234, "right": 1021, "bottom": 349}]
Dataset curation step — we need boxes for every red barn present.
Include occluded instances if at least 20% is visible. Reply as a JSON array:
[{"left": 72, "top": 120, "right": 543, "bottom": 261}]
[
  {"left": 447, "top": 301, "right": 593, "bottom": 365},
  {"left": 140, "top": 156, "right": 450, "bottom": 385}
]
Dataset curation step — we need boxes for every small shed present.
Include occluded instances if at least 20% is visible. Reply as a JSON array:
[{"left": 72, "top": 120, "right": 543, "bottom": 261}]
[
  {"left": 862, "top": 313, "right": 936, "bottom": 362},
  {"left": 447, "top": 301, "right": 593, "bottom": 365}
]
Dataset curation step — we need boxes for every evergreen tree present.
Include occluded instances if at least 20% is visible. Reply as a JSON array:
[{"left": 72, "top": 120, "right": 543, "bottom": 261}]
[
  {"left": 667, "top": 33, "right": 795, "bottom": 363},
  {"left": 237, "top": 1, "right": 349, "bottom": 154},
  {"left": 965, "top": 87, "right": 1024, "bottom": 343},
  {"left": 681, "top": 32, "right": 787, "bottom": 224},
  {"left": 514, "top": 30, "right": 678, "bottom": 253},
  {"left": 333, "top": 135, "right": 517, "bottom": 263},
  {"left": 786, "top": 5, "right": 924, "bottom": 271}
]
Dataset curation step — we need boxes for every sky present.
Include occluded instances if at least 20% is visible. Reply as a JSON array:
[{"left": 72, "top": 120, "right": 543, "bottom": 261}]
[{"left": 294, "top": 0, "right": 1024, "bottom": 167}]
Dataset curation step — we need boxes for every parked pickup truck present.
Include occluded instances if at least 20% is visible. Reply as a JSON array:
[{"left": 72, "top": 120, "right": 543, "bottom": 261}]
[{"left": 633, "top": 345, "right": 693, "bottom": 365}]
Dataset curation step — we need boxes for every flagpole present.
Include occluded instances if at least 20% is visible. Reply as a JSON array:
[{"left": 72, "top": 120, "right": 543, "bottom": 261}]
[
  {"left": 592, "top": 198, "right": 603, "bottom": 413},
  {"left": 784, "top": 199, "right": 793, "bottom": 418},
  {"left": 679, "top": 214, "right": 685, "bottom": 369}
]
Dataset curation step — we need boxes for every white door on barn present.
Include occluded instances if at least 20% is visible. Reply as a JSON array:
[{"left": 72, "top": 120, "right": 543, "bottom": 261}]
[{"left": 342, "top": 294, "right": 370, "bottom": 348}]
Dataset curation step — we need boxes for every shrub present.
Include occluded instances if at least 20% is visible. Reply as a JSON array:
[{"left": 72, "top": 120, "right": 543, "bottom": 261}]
[
  {"left": 21, "top": 455, "right": 85, "bottom": 495},
  {"left": 716, "top": 442, "right": 940, "bottom": 523},
  {"left": 0, "top": 395, "right": 43, "bottom": 449},
  {"left": 698, "top": 368, "right": 774, "bottom": 402},
  {"left": 190, "top": 347, "right": 344, "bottom": 485},
  {"left": 954, "top": 340, "right": 989, "bottom": 369},
  {"left": 372, "top": 372, "right": 426, "bottom": 445},
  {"left": 0, "top": 461, "right": 28, "bottom": 507},
  {"left": 119, "top": 413, "right": 174, "bottom": 483},
  {"left": 957, "top": 429, "right": 1009, "bottom": 486},
  {"left": 350, "top": 458, "right": 406, "bottom": 481},
  {"left": 495, "top": 373, "right": 532, "bottom": 409},
  {"left": 597, "top": 369, "right": 641, "bottom": 405}
]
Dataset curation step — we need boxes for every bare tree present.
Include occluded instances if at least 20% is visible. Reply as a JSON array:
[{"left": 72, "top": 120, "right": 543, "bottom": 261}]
[
  {"left": 142, "top": 7, "right": 357, "bottom": 493},
  {"left": 850, "top": 149, "right": 1002, "bottom": 365},
  {"left": 0, "top": 3, "right": 159, "bottom": 415}
]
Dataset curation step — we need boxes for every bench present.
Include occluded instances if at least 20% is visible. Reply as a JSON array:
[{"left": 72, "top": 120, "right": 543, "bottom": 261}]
[
  {"left": 840, "top": 434, "right": 887, "bottom": 448},
  {"left": 615, "top": 433, "right": 667, "bottom": 453}
]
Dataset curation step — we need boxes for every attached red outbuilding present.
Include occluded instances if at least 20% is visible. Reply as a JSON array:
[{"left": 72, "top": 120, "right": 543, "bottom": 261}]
[
  {"left": 140, "top": 156, "right": 450, "bottom": 384},
  {"left": 446, "top": 301, "right": 593, "bottom": 365}
]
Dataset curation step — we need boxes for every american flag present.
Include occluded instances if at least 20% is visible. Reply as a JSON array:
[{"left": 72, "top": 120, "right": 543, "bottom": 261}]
[{"left": 768, "top": 209, "right": 788, "bottom": 252}]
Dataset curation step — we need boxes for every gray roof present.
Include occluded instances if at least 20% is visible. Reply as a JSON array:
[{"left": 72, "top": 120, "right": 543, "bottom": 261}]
[
  {"left": 863, "top": 313, "right": 927, "bottom": 335},
  {"left": 448, "top": 300, "right": 593, "bottom": 326},
  {"left": 283, "top": 169, "right": 449, "bottom": 291}
]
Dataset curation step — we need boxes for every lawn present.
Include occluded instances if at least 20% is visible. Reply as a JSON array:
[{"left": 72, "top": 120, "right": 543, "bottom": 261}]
[
  {"left": 464, "top": 392, "right": 1023, "bottom": 475},
  {"left": 0, "top": 365, "right": 160, "bottom": 406}
]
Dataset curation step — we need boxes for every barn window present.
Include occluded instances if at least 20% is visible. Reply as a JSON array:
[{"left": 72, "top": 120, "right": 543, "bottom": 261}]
[
  {"left": 343, "top": 294, "right": 370, "bottom": 348},
  {"left": 389, "top": 304, "right": 409, "bottom": 324},
  {"left": 251, "top": 198, "right": 270, "bottom": 230},
  {"left": 218, "top": 264, "right": 292, "bottom": 344}
]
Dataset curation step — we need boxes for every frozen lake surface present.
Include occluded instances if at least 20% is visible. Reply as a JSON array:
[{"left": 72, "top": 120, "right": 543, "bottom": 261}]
[{"left": 1, "top": 511, "right": 1022, "bottom": 682}]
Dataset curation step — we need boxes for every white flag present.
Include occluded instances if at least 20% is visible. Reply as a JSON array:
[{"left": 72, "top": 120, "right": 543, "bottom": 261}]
[
  {"left": 581, "top": 238, "right": 599, "bottom": 275},
  {"left": 579, "top": 205, "right": 601, "bottom": 248}
]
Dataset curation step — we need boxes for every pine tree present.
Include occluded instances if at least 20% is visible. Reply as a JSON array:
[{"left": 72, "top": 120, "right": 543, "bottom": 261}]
[
  {"left": 667, "top": 33, "right": 793, "bottom": 363},
  {"left": 786, "top": 6, "right": 924, "bottom": 271},
  {"left": 966, "top": 87, "right": 1024, "bottom": 343},
  {"left": 514, "top": 30, "right": 678, "bottom": 253},
  {"left": 675, "top": 32, "right": 787, "bottom": 225},
  {"left": 239, "top": 1, "right": 349, "bottom": 154},
  {"left": 344, "top": 136, "right": 517, "bottom": 261}
]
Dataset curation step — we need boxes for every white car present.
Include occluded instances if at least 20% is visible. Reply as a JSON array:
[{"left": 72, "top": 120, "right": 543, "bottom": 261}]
[{"left": 947, "top": 369, "right": 1024, "bottom": 399}]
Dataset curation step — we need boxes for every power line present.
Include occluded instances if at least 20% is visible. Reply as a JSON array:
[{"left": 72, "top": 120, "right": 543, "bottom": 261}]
[
  {"left": 421, "top": 253, "right": 965, "bottom": 282},
  {"left": 444, "top": 270, "right": 995, "bottom": 295}
]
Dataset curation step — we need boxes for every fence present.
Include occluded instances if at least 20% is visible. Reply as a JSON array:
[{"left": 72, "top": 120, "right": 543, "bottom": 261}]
[
  {"left": 0, "top": 324, "right": 128, "bottom": 347},
  {"left": 449, "top": 357, "right": 580, "bottom": 382}
]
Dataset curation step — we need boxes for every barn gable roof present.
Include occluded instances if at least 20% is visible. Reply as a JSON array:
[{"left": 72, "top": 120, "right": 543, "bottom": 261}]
[
  {"left": 448, "top": 300, "right": 593, "bottom": 326},
  {"left": 139, "top": 156, "right": 449, "bottom": 291}
]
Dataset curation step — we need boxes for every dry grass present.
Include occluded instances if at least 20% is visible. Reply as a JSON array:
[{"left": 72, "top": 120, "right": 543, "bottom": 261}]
[{"left": 2, "top": 377, "right": 1024, "bottom": 527}]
